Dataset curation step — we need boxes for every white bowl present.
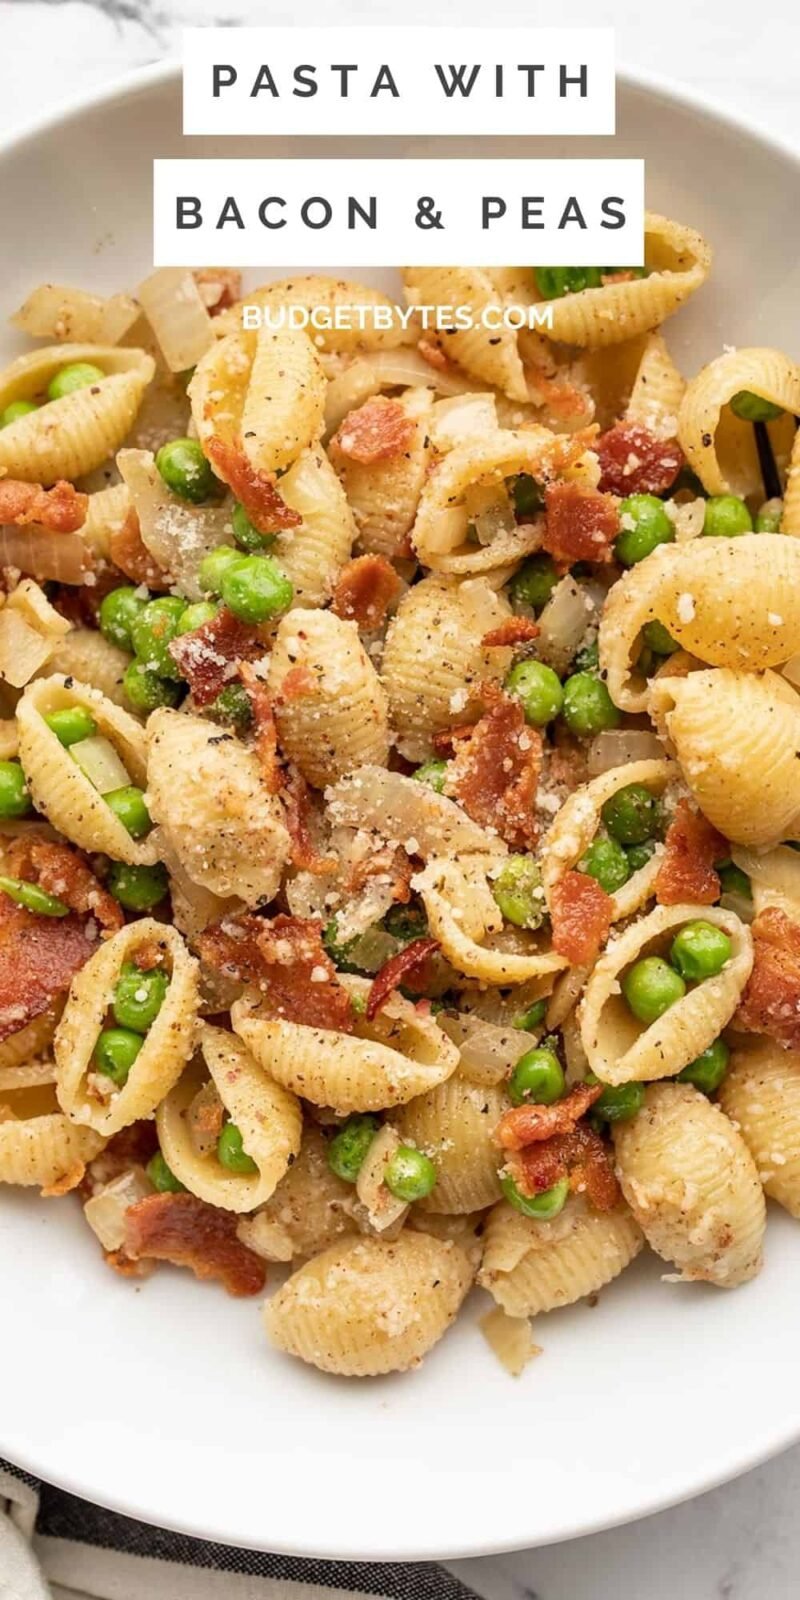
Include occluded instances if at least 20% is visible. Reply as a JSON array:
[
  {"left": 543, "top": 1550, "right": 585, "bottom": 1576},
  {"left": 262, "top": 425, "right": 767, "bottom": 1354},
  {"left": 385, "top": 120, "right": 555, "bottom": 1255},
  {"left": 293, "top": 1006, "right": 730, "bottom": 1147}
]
[{"left": 1, "top": 64, "right": 799, "bottom": 1562}]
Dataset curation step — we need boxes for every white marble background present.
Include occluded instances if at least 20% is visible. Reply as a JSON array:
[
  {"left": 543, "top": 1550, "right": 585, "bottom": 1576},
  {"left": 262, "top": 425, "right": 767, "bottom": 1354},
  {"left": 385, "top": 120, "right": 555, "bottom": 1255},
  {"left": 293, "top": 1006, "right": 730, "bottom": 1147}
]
[{"left": 0, "top": 1, "right": 799, "bottom": 1596}]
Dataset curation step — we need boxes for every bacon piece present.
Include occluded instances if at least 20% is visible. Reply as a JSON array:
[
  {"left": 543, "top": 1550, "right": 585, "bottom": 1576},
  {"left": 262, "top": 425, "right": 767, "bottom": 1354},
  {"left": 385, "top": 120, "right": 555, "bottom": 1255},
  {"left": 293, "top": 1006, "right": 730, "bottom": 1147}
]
[
  {"left": 124, "top": 1192, "right": 266, "bottom": 1296},
  {"left": 366, "top": 937, "right": 441, "bottom": 1021},
  {"left": 205, "top": 437, "right": 301, "bottom": 535},
  {"left": 494, "top": 1082, "right": 603, "bottom": 1151},
  {"left": 193, "top": 267, "right": 242, "bottom": 316},
  {"left": 168, "top": 606, "right": 262, "bottom": 707},
  {"left": 735, "top": 908, "right": 800, "bottom": 1048},
  {"left": 346, "top": 842, "right": 413, "bottom": 904},
  {"left": 331, "top": 555, "right": 403, "bottom": 632},
  {"left": 548, "top": 726, "right": 589, "bottom": 792},
  {"left": 542, "top": 481, "right": 619, "bottom": 566},
  {"left": 512, "top": 1123, "right": 620, "bottom": 1211},
  {"left": 431, "top": 723, "right": 476, "bottom": 757},
  {"left": 0, "top": 896, "right": 99, "bottom": 1042},
  {"left": 596, "top": 422, "right": 684, "bottom": 497},
  {"left": 447, "top": 687, "right": 542, "bottom": 850},
  {"left": 655, "top": 800, "right": 724, "bottom": 907},
  {"left": 0, "top": 478, "right": 88, "bottom": 534},
  {"left": 281, "top": 765, "right": 336, "bottom": 876},
  {"left": 550, "top": 869, "right": 612, "bottom": 963},
  {"left": 238, "top": 661, "right": 282, "bottom": 792},
  {"left": 197, "top": 912, "right": 354, "bottom": 1033},
  {"left": 109, "top": 505, "right": 171, "bottom": 589},
  {"left": 278, "top": 663, "right": 316, "bottom": 703},
  {"left": 80, "top": 1121, "right": 159, "bottom": 1201},
  {"left": 417, "top": 336, "right": 450, "bottom": 372},
  {"left": 331, "top": 396, "right": 416, "bottom": 465},
  {"left": 481, "top": 616, "right": 540, "bottom": 649},
  {"left": 7, "top": 838, "right": 124, "bottom": 933}
]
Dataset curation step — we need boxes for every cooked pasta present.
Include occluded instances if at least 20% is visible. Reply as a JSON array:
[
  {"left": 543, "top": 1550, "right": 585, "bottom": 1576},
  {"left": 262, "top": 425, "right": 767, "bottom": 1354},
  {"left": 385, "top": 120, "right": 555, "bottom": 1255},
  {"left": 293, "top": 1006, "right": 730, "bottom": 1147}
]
[
  {"left": 678, "top": 348, "right": 800, "bottom": 497},
  {"left": 535, "top": 214, "right": 711, "bottom": 348},
  {"left": 0, "top": 581, "right": 71, "bottom": 689},
  {"left": 0, "top": 344, "right": 154, "bottom": 481},
  {"left": 267, "top": 608, "right": 390, "bottom": 788},
  {"left": 189, "top": 325, "right": 325, "bottom": 478},
  {"left": 393, "top": 1071, "right": 510, "bottom": 1214},
  {"left": 271, "top": 446, "right": 356, "bottom": 607},
  {"left": 718, "top": 1039, "right": 800, "bottom": 1217},
  {"left": 331, "top": 386, "right": 433, "bottom": 558},
  {"left": 478, "top": 1195, "right": 643, "bottom": 1317},
  {"left": 540, "top": 759, "right": 674, "bottom": 920}
]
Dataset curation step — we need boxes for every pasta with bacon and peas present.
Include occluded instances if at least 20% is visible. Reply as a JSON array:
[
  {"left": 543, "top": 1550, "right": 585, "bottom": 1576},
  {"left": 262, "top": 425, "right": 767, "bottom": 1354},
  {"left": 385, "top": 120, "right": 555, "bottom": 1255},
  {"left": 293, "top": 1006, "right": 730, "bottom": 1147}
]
[{"left": 0, "top": 235, "right": 799, "bottom": 1377}]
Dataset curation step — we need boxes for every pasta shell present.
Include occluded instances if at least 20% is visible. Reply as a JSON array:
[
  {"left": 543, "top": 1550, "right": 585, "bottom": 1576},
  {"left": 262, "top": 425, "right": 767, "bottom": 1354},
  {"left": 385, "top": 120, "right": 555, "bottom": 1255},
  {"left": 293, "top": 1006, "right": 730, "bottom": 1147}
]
[
  {"left": 55, "top": 920, "right": 199, "bottom": 1137},
  {"left": 540, "top": 759, "right": 675, "bottom": 921},
  {"left": 404, "top": 266, "right": 529, "bottom": 401},
  {"left": 0, "top": 581, "right": 71, "bottom": 690},
  {"left": 268, "top": 608, "right": 390, "bottom": 788},
  {"left": 393, "top": 1071, "right": 510, "bottom": 1214},
  {"left": 43, "top": 628, "right": 132, "bottom": 712},
  {"left": 478, "top": 1195, "right": 643, "bottom": 1317},
  {"left": 189, "top": 325, "right": 325, "bottom": 477},
  {"left": 17, "top": 674, "right": 157, "bottom": 865},
  {"left": 613, "top": 1081, "right": 765, "bottom": 1287},
  {"left": 782, "top": 425, "right": 800, "bottom": 536},
  {"left": 156, "top": 1024, "right": 302, "bottom": 1213},
  {"left": 236, "top": 1123, "right": 365, "bottom": 1263},
  {"left": 648, "top": 669, "right": 800, "bottom": 848},
  {"left": 579, "top": 902, "right": 752, "bottom": 1086},
  {"left": 0, "top": 1008, "right": 61, "bottom": 1073},
  {"left": 678, "top": 347, "right": 800, "bottom": 496},
  {"left": 415, "top": 855, "right": 567, "bottom": 986},
  {"left": 214, "top": 276, "right": 411, "bottom": 351},
  {"left": 0, "top": 344, "right": 154, "bottom": 482},
  {"left": 271, "top": 446, "right": 355, "bottom": 607},
  {"left": 624, "top": 331, "right": 686, "bottom": 437},
  {"left": 326, "top": 764, "right": 507, "bottom": 860},
  {"left": 0, "top": 1107, "right": 104, "bottom": 1189},
  {"left": 331, "top": 386, "right": 433, "bottom": 559},
  {"left": 263, "top": 1230, "right": 474, "bottom": 1375},
  {"left": 718, "top": 1038, "right": 800, "bottom": 1217}
]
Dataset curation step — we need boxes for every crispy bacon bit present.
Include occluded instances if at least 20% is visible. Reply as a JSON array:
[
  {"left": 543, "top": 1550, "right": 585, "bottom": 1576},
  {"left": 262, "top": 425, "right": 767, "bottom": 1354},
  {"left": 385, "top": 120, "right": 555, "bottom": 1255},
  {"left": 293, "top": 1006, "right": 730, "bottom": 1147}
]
[
  {"left": 494, "top": 1082, "right": 603, "bottom": 1151},
  {"left": 105, "top": 1249, "right": 151, "bottom": 1280},
  {"left": 548, "top": 725, "right": 589, "bottom": 792},
  {"left": 281, "top": 765, "right": 336, "bottom": 876},
  {"left": 0, "top": 478, "right": 88, "bottom": 534},
  {"left": 109, "top": 505, "right": 171, "bottom": 590},
  {"left": 331, "top": 396, "right": 416, "bottom": 465},
  {"left": 481, "top": 616, "right": 540, "bottom": 649},
  {"left": 197, "top": 913, "right": 354, "bottom": 1033},
  {"left": 0, "top": 896, "right": 99, "bottom": 1042},
  {"left": 366, "top": 937, "right": 440, "bottom": 1021},
  {"left": 50, "top": 565, "right": 123, "bottom": 629},
  {"left": 447, "top": 687, "right": 542, "bottom": 850},
  {"left": 735, "top": 908, "right": 800, "bottom": 1048},
  {"left": 331, "top": 555, "right": 403, "bottom": 632},
  {"left": 124, "top": 1192, "right": 266, "bottom": 1297},
  {"left": 512, "top": 1123, "right": 620, "bottom": 1211},
  {"left": 205, "top": 437, "right": 301, "bottom": 535},
  {"left": 193, "top": 267, "right": 242, "bottom": 315},
  {"left": 417, "top": 335, "right": 450, "bottom": 372},
  {"left": 655, "top": 801, "right": 724, "bottom": 907},
  {"left": 79, "top": 1121, "right": 159, "bottom": 1200},
  {"left": 7, "top": 838, "right": 124, "bottom": 933},
  {"left": 596, "top": 422, "right": 684, "bottom": 497},
  {"left": 168, "top": 606, "right": 262, "bottom": 707},
  {"left": 346, "top": 842, "right": 413, "bottom": 904},
  {"left": 278, "top": 663, "right": 316, "bottom": 703},
  {"left": 542, "top": 481, "right": 619, "bottom": 566},
  {"left": 551, "top": 870, "right": 612, "bottom": 964},
  {"left": 238, "top": 662, "right": 281, "bottom": 793}
]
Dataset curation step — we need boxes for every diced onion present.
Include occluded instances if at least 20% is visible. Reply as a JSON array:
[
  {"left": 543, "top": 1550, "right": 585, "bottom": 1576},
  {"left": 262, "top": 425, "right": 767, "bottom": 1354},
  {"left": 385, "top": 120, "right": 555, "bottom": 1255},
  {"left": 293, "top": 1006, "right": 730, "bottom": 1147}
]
[
  {"left": 587, "top": 729, "right": 666, "bottom": 776},
  {"left": 11, "top": 283, "right": 139, "bottom": 345},
  {"left": 439, "top": 1012, "right": 530, "bottom": 1086},
  {"left": 137, "top": 268, "right": 214, "bottom": 373},
  {"left": 464, "top": 484, "right": 516, "bottom": 547},
  {"left": 480, "top": 1307, "right": 541, "bottom": 1376},
  {"left": 327, "top": 766, "right": 506, "bottom": 860},
  {"left": 536, "top": 576, "right": 593, "bottom": 676},
  {"left": 324, "top": 348, "right": 475, "bottom": 435},
  {"left": 0, "top": 1059, "right": 57, "bottom": 1094},
  {"left": 0, "top": 526, "right": 90, "bottom": 585},
  {"left": 117, "top": 448, "right": 233, "bottom": 601},
  {"left": 83, "top": 1168, "right": 153, "bottom": 1252},
  {"left": 429, "top": 393, "right": 498, "bottom": 452},
  {"left": 70, "top": 735, "right": 130, "bottom": 795},
  {"left": 781, "top": 654, "right": 800, "bottom": 690},
  {"left": 355, "top": 1124, "right": 408, "bottom": 1233},
  {"left": 418, "top": 504, "right": 469, "bottom": 555}
]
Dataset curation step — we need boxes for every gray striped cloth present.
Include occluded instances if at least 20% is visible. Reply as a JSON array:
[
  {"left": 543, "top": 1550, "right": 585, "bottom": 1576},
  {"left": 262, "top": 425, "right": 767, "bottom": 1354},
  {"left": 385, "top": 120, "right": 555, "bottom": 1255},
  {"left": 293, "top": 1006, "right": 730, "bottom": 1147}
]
[{"left": 1, "top": 1460, "right": 481, "bottom": 1600}]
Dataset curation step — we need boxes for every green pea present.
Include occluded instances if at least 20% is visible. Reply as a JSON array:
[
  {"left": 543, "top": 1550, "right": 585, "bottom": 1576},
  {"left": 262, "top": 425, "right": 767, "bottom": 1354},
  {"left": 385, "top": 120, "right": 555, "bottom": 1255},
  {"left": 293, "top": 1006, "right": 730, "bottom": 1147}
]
[
  {"left": 591, "top": 1079, "right": 645, "bottom": 1123},
  {"left": 535, "top": 267, "right": 604, "bottom": 299},
  {"left": 0, "top": 399, "right": 38, "bottom": 427},
  {"left": 0, "top": 759, "right": 33, "bottom": 819},
  {"left": 94, "top": 1026, "right": 142, "bottom": 1087},
  {"left": 123, "top": 661, "right": 182, "bottom": 715},
  {"left": 492, "top": 855, "right": 546, "bottom": 929},
  {"left": 176, "top": 600, "right": 218, "bottom": 635},
  {"left": 615, "top": 494, "right": 675, "bottom": 566},
  {"left": 755, "top": 499, "right": 783, "bottom": 534},
  {"left": 509, "top": 553, "right": 558, "bottom": 611},
  {"left": 327, "top": 1114, "right": 380, "bottom": 1182},
  {"left": 505, "top": 659, "right": 564, "bottom": 726},
  {"left": 210, "top": 682, "right": 253, "bottom": 733},
  {"left": 130, "top": 596, "right": 187, "bottom": 680},
  {"left": 107, "top": 861, "right": 168, "bottom": 912},
  {"left": 0, "top": 875, "right": 69, "bottom": 917},
  {"left": 678, "top": 1038, "right": 730, "bottom": 1094},
  {"left": 155, "top": 437, "right": 217, "bottom": 504},
  {"left": 670, "top": 920, "right": 732, "bottom": 981},
  {"left": 562, "top": 672, "right": 621, "bottom": 737},
  {"left": 642, "top": 619, "right": 679, "bottom": 656},
  {"left": 146, "top": 1151, "right": 186, "bottom": 1193},
  {"left": 103, "top": 786, "right": 152, "bottom": 840},
  {"left": 578, "top": 835, "right": 631, "bottom": 894},
  {"left": 716, "top": 859, "right": 752, "bottom": 901},
  {"left": 573, "top": 639, "right": 600, "bottom": 674},
  {"left": 113, "top": 961, "right": 169, "bottom": 1032},
  {"left": 508, "top": 473, "right": 545, "bottom": 520},
  {"left": 703, "top": 495, "right": 753, "bottom": 537},
  {"left": 384, "top": 1144, "right": 437, "bottom": 1202},
  {"left": 412, "top": 759, "right": 449, "bottom": 794},
  {"left": 601, "top": 783, "right": 661, "bottom": 847},
  {"left": 729, "top": 390, "right": 784, "bottom": 424},
  {"left": 220, "top": 555, "right": 294, "bottom": 624},
  {"left": 231, "top": 501, "right": 275, "bottom": 552},
  {"left": 217, "top": 1121, "right": 258, "bottom": 1174},
  {"left": 44, "top": 706, "right": 98, "bottom": 747},
  {"left": 626, "top": 840, "right": 657, "bottom": 873},
  {"left": 508, "top": 1045, "right": 564, "bottom": 1106},
  {"left": 500, "top": 1172, "right": 570, "bottom": 1219},
  {"left": 512, "top": 998, "right": 547, "bottom": 1032},
  {"left": 99, "top": 586, "right": 148, "bottom": 653},
  {"left": 198, "top": 545, "right": 241, "bottom": 595},
  {"left": 47, "top": 362, "right": 105, "bottom": 401},
  {"left": 622, "top": 956, "right": 686, "bottom": 1024}
]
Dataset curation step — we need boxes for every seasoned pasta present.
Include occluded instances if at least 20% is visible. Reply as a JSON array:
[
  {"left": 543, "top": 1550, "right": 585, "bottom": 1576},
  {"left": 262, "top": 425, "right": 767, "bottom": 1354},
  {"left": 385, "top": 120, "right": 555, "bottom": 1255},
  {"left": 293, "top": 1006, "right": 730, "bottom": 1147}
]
[
  {"left": 478, "top": 1195, "right": 643, "bottom": 1317},
  {"left": 0, "top": 343, "right": 154, "bottom": 481},
  {"left": 718, "top": 1040, "right": 800, "bottom": 1218},
  {"left": 267, "top": 608, "right": 390, "bottom": 788}
]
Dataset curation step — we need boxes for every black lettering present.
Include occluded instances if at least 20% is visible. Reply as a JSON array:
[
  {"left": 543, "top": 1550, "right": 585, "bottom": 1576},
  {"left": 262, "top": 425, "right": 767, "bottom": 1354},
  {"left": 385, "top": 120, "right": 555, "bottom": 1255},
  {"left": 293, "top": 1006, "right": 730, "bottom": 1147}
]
[
  {"left": 331, "top": 65, "right": 357, "bottom": 96},
  {"left": 177, "top": 196, "right": 202, "bottom": 230},
  {"left": 293, "top": 66, "right": 317, "bottom": 97},
  {"left": 372, "top": 65, "right": 399, "bottom": 97},
  {"left": 216, "top": 196, "right": 245, "bottom": 229},
  {"left": 601, "top": 197, "right": 626, "bottom": 229},
  {"left": 212, "top": 66, "right": 236, "bottom": 97},
  {"left": 434, "top": 64, "right": 481, "bottom": 97},
  {"left": 482, "top": 196, "right": 506, "bottom": 229},
  {"left": 258, "top": 197, "right": 286, "bottom": 229},
  {"left": 516, "top": 65, "right": 545, "bottom": 95},
  {"left": 558, "top": 196, "right": 587, "bottom": 228},
  {"left": 560, "top": 64, "right": 588, "bottom": 97},
  {"left": 349, "top": 196, "right": 377, "bottom": 229},
  {"left": 302, "top": 197, "right": 333, "bottom": 230},
  {"left": 522, "top": 196, "right": 545, "bottom": 228},
  {"left": 250, "top": 65, "right": 278, "bottom": 98}
]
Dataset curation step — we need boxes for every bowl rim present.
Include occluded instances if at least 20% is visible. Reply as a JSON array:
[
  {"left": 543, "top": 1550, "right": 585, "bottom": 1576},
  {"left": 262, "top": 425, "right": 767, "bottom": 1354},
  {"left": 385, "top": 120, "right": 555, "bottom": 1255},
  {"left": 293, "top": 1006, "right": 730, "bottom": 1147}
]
[{"left": 1, "top": 56, "right": 799, "bottom": 1563}]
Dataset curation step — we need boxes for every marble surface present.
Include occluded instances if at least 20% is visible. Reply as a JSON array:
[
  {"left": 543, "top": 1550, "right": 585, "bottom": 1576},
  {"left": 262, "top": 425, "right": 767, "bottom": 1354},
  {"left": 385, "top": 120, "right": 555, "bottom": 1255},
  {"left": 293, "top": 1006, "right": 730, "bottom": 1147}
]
[{"left": 0, "top": 2, "right": 799, "bottom": 1596}]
